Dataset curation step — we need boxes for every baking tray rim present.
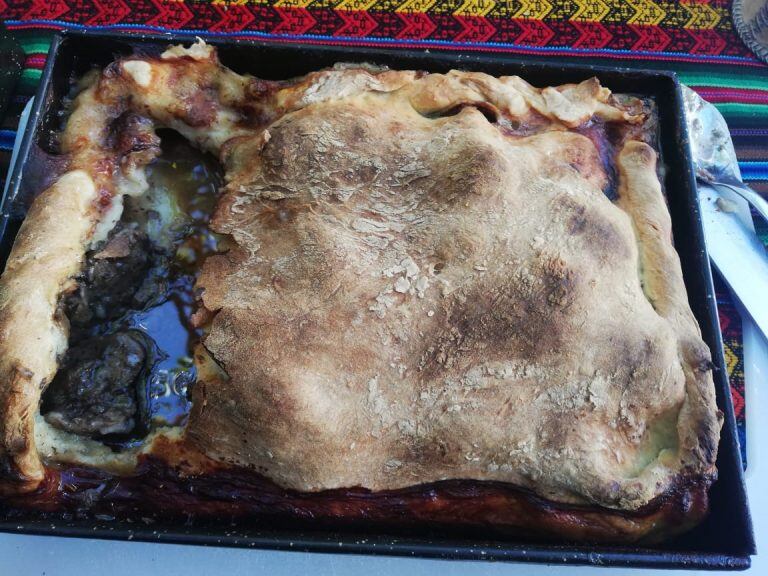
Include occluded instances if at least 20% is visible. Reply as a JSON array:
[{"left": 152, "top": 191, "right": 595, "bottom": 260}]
[{"left": 0, "top": 29, "right": 755, "bottom": 570}]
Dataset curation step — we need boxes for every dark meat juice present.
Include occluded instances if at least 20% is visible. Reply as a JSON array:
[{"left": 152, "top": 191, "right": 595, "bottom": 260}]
[{"left": 41, "top": 132, "right": 222, "bottom": 445}]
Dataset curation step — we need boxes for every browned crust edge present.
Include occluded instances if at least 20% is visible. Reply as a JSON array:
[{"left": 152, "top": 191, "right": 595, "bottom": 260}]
[
  {"left": 0, "top": 171, "right": 100, "bottom": 495},
  {"left": 616, "top": 141, "right": 723, "bottom": 481},
  {"left": 1, "top": 453, "right": 713, "bottom": 545}
]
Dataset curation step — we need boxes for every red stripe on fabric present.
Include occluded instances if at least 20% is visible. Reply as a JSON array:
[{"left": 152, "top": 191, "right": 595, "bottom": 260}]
[
  {"left": 24, "top": 56, "right": 47, "bottom": 70},
  {"left": 697, "top": 94, "right": 768, "bottom": 104},
  {"left": 0, "top": 7, "right": 761, "bottom": 60},
  {"left": 693, "top": 87, "right": 768, "bottom": 99},
  {"left": 693, "top": 87, "right": 768, "bottom": 104},
  {"left": 3, "top": 18, "right": 766, "bottom": 68}
]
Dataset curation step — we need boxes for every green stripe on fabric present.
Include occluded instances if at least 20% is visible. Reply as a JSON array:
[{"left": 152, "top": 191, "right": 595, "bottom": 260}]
[
  {"left": 679, "top": 73, "right": 768, "bottom": 91},
  {"left": 17, "top": 32, "right": 54, "bottom": 55},
  {"left": 18, "top": 71, "right": 42, "bottom": 94},
  {"left": 20, "top": 68, "right": 42, "bottom": 82},
  {"left": 20, "top": 41, "right": 52, "bottom": 55},
  {"left": 715, "top": 103, "right": 768, "bottom": 117}
]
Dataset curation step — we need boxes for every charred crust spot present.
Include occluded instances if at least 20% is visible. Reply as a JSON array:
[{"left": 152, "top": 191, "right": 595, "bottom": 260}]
[
  {"left": 420, "top": 259, "right": 577, "bottom": 377},
  {"left": 238, "top": 81, "right": 282, "bottom": 126},
  {"left": 175, "top": 86, "right": 218, "bottom": 128},
  {"left": 106, "top": 113, "right": 160, "bottom": 158},
  {"left": 566, "top": 204, "right": 588, "bottom": 235},
  {"left": 572, "top": 122, "right": 625, "bottom": 198},
  {"left": 559, "top": 196, "right": 630, "bottom": 261},
  {"left": 563, "top": 139, "right": 606, "bottom": 185},
  {"left": 681, "top": 342, "right": 714, "bottom": 375},
  {"left": 430, "top": 145, "right": 508, "bottom": 205},
  {"left": 259, "top": 106, "right": 379, "bottom": 189},
  {"left": 245, "top": 78, "right": 283, "bottom": 102},
  {"left": 6, "top": 432, "right": 29, "bottom": 455},
  {"left": 695, "top": 414, "right": 720, "bottom": 466},
  {"left": 606, "top": 334, "right": 660, "bottom": 389},
  {"left": 697, "top": 359, "right": 714, "bottom": 373},
  {"left": 236, "top": 103, "right": 276, "bottom": 128}
]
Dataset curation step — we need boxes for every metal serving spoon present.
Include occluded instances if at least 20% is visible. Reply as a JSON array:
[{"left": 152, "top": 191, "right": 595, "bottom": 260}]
[
  {"left": 683, "top": 85, "right": 768, "bottom": 223},
  {"left": 683, "top": 85, "right": 768, "bottom": 339}
]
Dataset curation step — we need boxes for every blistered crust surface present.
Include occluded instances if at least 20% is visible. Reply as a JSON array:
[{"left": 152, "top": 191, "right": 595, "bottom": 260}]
[{"left": 0, "top": 43, "right": 720, "bottom": 514}]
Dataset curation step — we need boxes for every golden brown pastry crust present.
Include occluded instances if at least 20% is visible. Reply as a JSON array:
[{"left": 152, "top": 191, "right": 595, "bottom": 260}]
[
  {"left": 0, "top": 42, "right": 720, "bottom": 531},
  {"left": 0, "top": 171, "right": 98, "bottom": 494}
]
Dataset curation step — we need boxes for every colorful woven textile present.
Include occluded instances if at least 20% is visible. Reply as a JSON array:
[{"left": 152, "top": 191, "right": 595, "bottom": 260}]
[{"left": 1, "top": 0, "right": 766, "bottom": 466}]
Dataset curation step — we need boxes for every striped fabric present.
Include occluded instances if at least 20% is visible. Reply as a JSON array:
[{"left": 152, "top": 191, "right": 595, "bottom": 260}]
[{"left": 1, "top": 0, "right": 766, "bottom": 466}]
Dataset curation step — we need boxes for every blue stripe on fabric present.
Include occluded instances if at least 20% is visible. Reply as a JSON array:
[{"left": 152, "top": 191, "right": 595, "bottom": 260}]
[
  {"left": 0, "top": 130, "right": 17, "bottom": 152},
  {"left": 740, "top": 162, "right": 768, "bottom": 181}
]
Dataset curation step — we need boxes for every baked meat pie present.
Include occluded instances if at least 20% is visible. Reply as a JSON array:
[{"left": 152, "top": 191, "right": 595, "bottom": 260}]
[{"left": 0, "top": 42, "right": 721, "bottom": 543}]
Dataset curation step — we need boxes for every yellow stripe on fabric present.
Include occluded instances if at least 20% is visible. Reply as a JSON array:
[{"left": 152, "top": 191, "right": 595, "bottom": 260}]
[
  {"left": 336, "top": 0, "right": 379, "bottom": 10},
  {"left": 512, "top": 0, "right": 553, "bottom": 19},
  {"left": 570, "top": 0, "right": 610, "bottom": 22},
  {"left": 426, "top": 1, "right": 469, "bottom": 14},
  {"left": 305, "top": 0, "right": 341, "bottom": 7},
  {"left": 725, "top": 345, "right": 739, "bottom": 375},
  {"left": 626, "top": 0, "right": 665, "bottom": 26},
  {"left": 349, "top": 0, "right": 730, "bottom": 30},
  {"left": 272, "top": 0, "right": 314, "bottom": 8},
  {"left": 395, "top": 0, "right": 437, "bottom": 13},
  {"left": 453, "top": 0, "right": 495, "bottom": 17},
  {"left": 680, "top": 1, "right": 720, "bottom": 29},
  {"left": 251, "top": 0, "right": 736, "bottom": 31}
]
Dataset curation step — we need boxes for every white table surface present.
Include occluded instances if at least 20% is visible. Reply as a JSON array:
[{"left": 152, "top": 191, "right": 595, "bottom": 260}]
[{"left": 0, "top": 320, "right": 764, "bottom": 575}]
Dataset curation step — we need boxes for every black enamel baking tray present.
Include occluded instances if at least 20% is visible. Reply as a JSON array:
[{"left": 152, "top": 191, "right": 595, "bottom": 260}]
[{"left": 0, "top": 30, "right": 755, "bottom": 570}]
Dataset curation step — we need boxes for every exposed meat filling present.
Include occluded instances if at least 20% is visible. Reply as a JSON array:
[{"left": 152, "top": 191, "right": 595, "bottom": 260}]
[
  {"left": 65, "top": 222, "right": 154, "bottom": 327},
  {"left": 44, "top": 224, "right": 161, "bottom": 438},
  {"left": 41, "top": 136, "right": 220, "bottom": 440},
  {"left": 43, "top": 331, "right": 149, "bottom": 437}
]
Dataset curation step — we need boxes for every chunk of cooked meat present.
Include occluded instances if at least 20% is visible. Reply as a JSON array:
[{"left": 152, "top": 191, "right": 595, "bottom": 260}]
[
  {"left": 43, "top": 331, "right": 148, "bottom": 437},
  {"left": 65, "top": 223, "right": 153, "bottom": 326}
]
